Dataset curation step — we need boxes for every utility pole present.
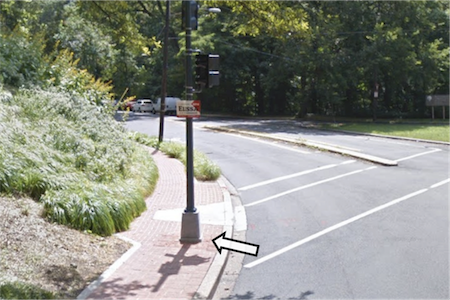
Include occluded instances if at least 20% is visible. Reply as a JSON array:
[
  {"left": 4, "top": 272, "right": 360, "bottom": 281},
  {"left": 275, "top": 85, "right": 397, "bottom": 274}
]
[{"left": 159, "top": 0, "right": 170, "bottom": 143}]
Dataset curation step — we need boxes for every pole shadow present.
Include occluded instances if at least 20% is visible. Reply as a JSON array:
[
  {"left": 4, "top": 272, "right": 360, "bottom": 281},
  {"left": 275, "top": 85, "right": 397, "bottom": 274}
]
[{"left": 151, "top": 244, "right": 211, "bottom": 292}]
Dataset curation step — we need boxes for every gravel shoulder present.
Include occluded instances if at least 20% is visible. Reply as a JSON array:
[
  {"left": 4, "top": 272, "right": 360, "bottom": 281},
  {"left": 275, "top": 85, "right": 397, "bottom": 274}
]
[{"left": 0, "top": 196, "right": 131, "bottom": 299}]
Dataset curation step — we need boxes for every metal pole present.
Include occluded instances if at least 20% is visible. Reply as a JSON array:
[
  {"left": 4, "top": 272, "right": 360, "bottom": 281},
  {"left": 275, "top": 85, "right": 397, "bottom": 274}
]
[
  {"left": 180, "top": 0, "right": 201, "bottom": 243},
  {"left": 159, "top": 0, "right": 169, "bottom": 143},
  {"left": 185, "top": 27, "right": 195, "bottom": 213}
]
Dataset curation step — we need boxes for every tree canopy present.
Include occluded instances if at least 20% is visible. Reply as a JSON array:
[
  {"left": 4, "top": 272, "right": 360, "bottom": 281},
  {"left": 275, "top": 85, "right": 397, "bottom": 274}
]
[{"left": 1, "top": 0, "right": 448, "bottom": 118}]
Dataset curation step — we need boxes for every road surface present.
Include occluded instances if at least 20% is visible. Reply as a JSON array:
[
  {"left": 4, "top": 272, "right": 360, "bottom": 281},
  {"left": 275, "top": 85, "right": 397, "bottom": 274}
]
[{"left": 123, "top": 113, "right": 449, "bottom": 299}]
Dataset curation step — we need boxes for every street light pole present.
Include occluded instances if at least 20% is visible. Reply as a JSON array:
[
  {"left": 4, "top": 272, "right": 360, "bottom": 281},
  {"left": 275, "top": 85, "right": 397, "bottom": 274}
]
[{"left": 180, "top": 0, "right": 201, "bottom": 243}]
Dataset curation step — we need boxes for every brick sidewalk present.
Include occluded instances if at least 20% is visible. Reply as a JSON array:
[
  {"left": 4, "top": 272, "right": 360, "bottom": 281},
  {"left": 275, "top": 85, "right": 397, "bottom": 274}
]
[{"left": 83, "top": 150, "right": 225, "bottom": 299}]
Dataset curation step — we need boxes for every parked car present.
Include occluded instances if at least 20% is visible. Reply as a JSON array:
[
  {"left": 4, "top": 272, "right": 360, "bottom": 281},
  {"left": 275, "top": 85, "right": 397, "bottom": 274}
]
[
  {"left": 124, "top": 99, "right": 137, "bottom": 111},
  {"left": 133, "top": 99, "right": 154, "bottom": 112},
  {"left": 152, "top": 97, "right": 180, "bottom": 115}
]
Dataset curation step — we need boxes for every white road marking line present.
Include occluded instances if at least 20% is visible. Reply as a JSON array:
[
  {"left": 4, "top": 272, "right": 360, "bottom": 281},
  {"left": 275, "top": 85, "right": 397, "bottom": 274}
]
[
  {"left": 244, "top": 188, "right": 429, "bottom": 269},
  {"left": 365, "top": 166, "right": 378, "bottom": 171},
  {"left": 220, "top": 132, "right": 310, "bottom": 154},
  {"left": 395, "top": 148, "right": 442, "bottom": 162},
  {"left": 239, "top": 160, "right": 356, "bottom": 191},
  {"left": 305, "top": 139, "right": 361, "bottom": 152},
  {"left": 244, "top": 166, "right": 376, "bottom": 208},
  {"left": 430, "top": 178, "right": 450, "bottom": 189}
]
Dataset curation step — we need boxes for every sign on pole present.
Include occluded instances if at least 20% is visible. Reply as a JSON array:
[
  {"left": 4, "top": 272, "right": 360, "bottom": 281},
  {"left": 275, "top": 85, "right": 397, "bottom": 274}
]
[
  {"left": 426, "top": 95, "right": 449, "bottom": 120},
  {"left": 177, "top": 100, "right": 201, "bottom": 118}
]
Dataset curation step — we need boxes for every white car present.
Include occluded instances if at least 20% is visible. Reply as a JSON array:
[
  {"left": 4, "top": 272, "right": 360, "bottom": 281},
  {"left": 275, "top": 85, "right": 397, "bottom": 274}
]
[
  {"left": 152, "top": 97, "right": 180, "bottom": 115},
  {"left": 132, "top": 99, "right": 154, "bottom": 112}
]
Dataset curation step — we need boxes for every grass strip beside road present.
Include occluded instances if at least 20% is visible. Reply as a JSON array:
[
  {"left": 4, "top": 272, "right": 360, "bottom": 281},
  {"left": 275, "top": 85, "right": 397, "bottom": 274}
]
[
  {"left": 130, "top": 132, "right": 221, "bottom": 181},
  {"left": 323, "top": 123, "right": 449, "bottom": 142}
]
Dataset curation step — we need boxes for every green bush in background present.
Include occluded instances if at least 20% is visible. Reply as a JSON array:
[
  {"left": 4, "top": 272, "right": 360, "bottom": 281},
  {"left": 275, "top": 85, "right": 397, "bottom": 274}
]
[
  {"left": 0, "top": 87, "right": 158, "bottom": 236},
  {"left": 129, "top": 132, "right": 221, "bottom": 181}
]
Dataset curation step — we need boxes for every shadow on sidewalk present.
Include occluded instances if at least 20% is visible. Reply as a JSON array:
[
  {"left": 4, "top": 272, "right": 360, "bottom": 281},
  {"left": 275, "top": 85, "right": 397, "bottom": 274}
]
[
  {"left": 88, "top": 277, "right": 152, "bottom": 299},
  {"left": 152, "top": 244, "right": 211, "bottom": 292},
  {"left": 221, "top": 291, "right": 314, "bottom": 300}
]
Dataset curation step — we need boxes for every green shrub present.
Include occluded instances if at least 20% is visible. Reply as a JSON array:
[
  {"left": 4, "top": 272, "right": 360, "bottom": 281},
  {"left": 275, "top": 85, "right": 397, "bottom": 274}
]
[
  {"left": 0, "top": 281, "right": 57, "bottom": 299},
  {"left": 130, "top": 132, "right": 221, "bottom": 181},
  {"left": 0, "top": 87, "right": 158, "bottom": 236},
  {"left": 193, "top": 150, "right": 221, "bottom": 181},
  {"left": 128, "top": 132, "right": 159, "bottom": 148},
  {"left": 160, "top": 141, "right": 186, "bottom": 159},
  {"left": 47, "top": 49, "right": 114, "bottom": 107}
]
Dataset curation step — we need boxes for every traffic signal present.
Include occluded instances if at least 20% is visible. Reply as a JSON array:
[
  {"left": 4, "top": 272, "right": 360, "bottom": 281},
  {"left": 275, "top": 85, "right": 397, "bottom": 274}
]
[
  {"left": 208, "top": 54, "right": 220, "bottom": 88},
  {"left": 182, "top": 1, "right": 198, "bottom": 30},
  {"left": 195, "top": 54, "right": 220, "bottom": 88},
  {"left": 195, "top": 54, "right": 208, "bottom": 86}
]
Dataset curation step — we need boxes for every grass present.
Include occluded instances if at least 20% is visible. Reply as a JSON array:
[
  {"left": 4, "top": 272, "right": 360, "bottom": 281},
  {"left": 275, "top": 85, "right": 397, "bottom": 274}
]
[
  {"left": 304, "top": 114, "right": 450, "bottom": 125},
  {"left": 0, "top": 282, "right": 57, "bottom": 299},
  {"left": 0, "top": 87, "right": 158, "bottom": 236},
  {"left": 129, "top": 132, "right": 222, "bottom": 181},
  {"left": 322, "top": 122, "right": 450, "bottom": 142}
]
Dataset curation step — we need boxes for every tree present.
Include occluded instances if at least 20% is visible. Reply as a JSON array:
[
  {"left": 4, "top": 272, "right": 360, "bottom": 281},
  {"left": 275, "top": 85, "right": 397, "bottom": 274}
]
[
  {"left": 1, "top": 0, "right": 447, "bottom": 118},
  {"left": 55, "top": 3, "right": 118, "bottom": 80}
]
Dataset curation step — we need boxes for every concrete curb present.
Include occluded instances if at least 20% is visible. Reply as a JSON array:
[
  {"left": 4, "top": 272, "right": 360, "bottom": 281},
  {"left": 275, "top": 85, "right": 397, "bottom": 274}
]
[
  {"left": 194, "top": 176, "right": 234, "bottom": 299},
  {"left": 204, "top": 126, "right": 398, "bottom": 166},
  {"left": 209, "top": 176, "right": 247, "bottom": 300}
]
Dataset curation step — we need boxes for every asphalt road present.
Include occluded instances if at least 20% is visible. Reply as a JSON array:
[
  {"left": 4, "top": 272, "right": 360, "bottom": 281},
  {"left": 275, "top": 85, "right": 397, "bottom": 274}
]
[{"left": 122, "top": 113, "right": 449, "bottom": 299}]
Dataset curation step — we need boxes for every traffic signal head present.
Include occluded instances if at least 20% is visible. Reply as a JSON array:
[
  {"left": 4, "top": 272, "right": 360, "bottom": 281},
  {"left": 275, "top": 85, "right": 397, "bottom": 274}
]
[
  {"left": 208, "top": 54, "right": 220, "bottom": 88},
  {"left": 182, "top": 1, "right": 198, "bottom": 30},
  {"left": 195, "top": 54, "right": 220, "bottom": 88},
  {"left": 195, "top": 54, "right": 208, "bottom": 86}
]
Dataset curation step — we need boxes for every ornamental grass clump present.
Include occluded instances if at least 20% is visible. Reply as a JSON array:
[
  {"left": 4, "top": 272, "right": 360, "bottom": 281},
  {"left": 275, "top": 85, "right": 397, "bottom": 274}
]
[
  {"left": 0, "top": 87, "right": 158, "bottom": 236},
  {"left": 129, "top": 132, "right": 221, "bottom": 181},
  {"left": 192, "top": 150, "right": 221, "bottom": 181}
]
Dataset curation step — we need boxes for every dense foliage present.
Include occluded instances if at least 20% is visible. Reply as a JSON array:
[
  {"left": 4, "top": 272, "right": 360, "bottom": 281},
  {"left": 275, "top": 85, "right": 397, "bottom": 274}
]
[
  {"left": 0, "top": 0, "right": 448, "bottom": 118},
  {"left": 0, "top": 87, "right": 158, "bottom": 236}
]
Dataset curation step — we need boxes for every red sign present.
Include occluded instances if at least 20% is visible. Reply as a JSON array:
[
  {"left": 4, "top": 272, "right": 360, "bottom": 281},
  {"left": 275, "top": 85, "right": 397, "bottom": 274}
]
[{"left": 177, "top": 100, "right": 201, "bottom": 118}]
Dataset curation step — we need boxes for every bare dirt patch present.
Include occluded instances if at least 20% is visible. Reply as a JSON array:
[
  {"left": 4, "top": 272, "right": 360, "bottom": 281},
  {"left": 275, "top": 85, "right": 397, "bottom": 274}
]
[{"left": 0, "top": 196, "right": 131, "bottom": 299}]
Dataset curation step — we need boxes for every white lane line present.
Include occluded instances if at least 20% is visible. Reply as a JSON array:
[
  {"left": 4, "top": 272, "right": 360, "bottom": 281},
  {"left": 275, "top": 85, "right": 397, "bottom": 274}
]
[
  {"left": 244, "top": 188, "right": 429, "bottom": 269},
  {"left": 239, "top": 160, "right": 356, "bottom": 191},
  {"left": 219, "top": 132, "right": 310, "bottom": 154},
  {"left": 395, "top": 148, "right": 442, "bottom": 162},
  {"left": 430, "top": 178, "right": 450, "bottom": 189},
  {"left": 244, "top": 166, "right": 376, "bottom": 208}
]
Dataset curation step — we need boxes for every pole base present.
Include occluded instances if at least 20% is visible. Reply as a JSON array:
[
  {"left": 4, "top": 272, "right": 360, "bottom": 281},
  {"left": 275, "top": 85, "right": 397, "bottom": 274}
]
[{"left": 180, "top": 211, "right": 202, "bottom": 243}]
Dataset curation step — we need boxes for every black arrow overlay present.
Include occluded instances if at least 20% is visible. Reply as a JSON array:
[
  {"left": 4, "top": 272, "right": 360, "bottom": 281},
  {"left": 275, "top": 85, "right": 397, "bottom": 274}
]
[{"left": 212, "top": 232, "right": 260, "bottom": 256}]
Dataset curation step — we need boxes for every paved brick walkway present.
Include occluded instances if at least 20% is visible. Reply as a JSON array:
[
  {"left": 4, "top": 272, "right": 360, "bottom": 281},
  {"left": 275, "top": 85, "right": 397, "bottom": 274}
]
[{"left": 84, "top": 150, "right": 224, "bottom": 299}]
